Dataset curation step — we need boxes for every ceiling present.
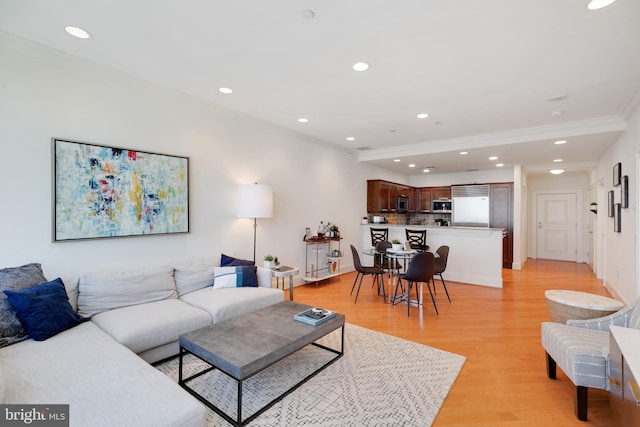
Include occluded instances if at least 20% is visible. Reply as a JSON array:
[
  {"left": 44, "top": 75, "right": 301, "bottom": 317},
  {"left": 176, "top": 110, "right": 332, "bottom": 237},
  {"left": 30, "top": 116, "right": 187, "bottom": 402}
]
[{"left": 1, "top": 0, "right": 639, "bottom": 175}]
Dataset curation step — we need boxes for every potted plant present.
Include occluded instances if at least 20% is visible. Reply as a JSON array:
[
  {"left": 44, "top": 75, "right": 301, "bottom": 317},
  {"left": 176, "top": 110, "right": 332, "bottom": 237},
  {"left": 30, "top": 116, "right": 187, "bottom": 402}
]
[
  {"left": 274, "top": 256, "right": 280, "bottom": 270},
  {"left": 391, "top": 239, "right": 403, "bottom": 251},
  {"left": 328, "top": 224, "right": 340, "bottom": 238},
  {"left": 362, "top": 216, "right": 368, "bottom": 224},
  {"left": 263, "top": 254, "right": 275, "bottom": 269}
]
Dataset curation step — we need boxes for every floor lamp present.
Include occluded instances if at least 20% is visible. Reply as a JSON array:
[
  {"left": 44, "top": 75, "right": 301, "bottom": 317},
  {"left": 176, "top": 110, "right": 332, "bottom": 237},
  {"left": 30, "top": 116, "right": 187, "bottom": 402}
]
[{"left": 237, "top": 183, "right": 273, "bottom": 263}]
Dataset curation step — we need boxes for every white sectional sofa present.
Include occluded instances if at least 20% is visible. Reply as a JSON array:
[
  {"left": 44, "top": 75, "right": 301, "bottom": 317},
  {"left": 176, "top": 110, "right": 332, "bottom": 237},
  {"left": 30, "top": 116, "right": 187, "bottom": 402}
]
[{"left": 0, "top": 258, "right": 285, "bottom": 427}]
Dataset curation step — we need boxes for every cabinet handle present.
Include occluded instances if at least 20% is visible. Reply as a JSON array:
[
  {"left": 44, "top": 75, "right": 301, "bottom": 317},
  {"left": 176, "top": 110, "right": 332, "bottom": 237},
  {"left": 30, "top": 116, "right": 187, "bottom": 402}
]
[
  {"left": 609, "top": 376, "right": 620, "bottom": 388},
  {"left": 629, "top": 380, "right": 640, "bottom": 405}
]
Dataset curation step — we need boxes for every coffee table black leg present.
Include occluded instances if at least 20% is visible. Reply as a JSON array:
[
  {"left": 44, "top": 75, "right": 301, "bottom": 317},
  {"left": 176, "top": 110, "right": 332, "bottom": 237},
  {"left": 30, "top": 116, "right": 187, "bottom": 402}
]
[
  {"left": 178, "top": 348, "right": 184, "bottom": 384},
  {"left": 237, "top": 380, "right": 242, "bottom": 426}
]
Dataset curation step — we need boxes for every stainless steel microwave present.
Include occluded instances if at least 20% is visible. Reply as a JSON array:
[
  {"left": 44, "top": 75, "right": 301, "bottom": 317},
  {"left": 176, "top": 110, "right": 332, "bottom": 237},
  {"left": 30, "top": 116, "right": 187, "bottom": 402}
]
[
  {"left": 396, "top": 195, "right": 410, "bottom": 212},
  {"left": 432, "top": 199, "right": 452, "bottom": 212}
]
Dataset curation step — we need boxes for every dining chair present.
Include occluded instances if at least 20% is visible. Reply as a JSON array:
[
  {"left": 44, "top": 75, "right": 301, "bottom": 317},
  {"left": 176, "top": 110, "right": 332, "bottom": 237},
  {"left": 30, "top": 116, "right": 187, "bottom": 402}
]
[
  {"left": 394, "top": 252, "right": 437, "bottom": 316},
  {"left": 373, "top": 241, "right": 403, "bottom": 273},
  {"left": 434, "top": 245, "right": 451, "bottom": 303},
  {"left": 350, "top": 245, "right": 385, "bottom": 303},
  {"left": 370, "top": 228, "right": 388, "bottom": 246},
  {"left": 405, "top": 229, "right": 429, "bottom": 252}
]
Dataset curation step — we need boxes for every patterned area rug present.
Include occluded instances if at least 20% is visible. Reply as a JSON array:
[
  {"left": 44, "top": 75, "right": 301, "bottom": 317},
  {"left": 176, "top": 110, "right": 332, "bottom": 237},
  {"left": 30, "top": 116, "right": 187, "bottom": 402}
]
[{"left": 155, "top": 323, "right": 465, "bottom": 426}]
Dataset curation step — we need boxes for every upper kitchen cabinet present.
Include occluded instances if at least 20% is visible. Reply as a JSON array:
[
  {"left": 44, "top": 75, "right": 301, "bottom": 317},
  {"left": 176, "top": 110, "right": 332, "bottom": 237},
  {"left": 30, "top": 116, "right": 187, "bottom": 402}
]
[
  {"left": 432, "top": 186, "right": 452, "bottom": 200},
  {"left": 367, "top": 180, "right": 395, "bottom": 213},
  {"left": 417, "top": 187, "right": 432, "bottom": 212},
  {"left": 417, "top": 186, "right": 451, "bottom": 213},
  {"left": 367, "top": 180, "right": 417, "bottom": 213}
]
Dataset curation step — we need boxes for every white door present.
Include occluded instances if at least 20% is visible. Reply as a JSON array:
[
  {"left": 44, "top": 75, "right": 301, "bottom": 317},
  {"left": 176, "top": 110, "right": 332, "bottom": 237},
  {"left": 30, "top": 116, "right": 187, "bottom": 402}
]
[{"left": 536, "top": 193, "right": 577, "bottom": 261}]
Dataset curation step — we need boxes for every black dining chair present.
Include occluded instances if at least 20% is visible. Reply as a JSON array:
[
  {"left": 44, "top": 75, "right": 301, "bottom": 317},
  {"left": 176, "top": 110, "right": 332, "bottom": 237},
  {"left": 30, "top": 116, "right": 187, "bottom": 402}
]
[
  {"left": 350, "top": 245, "right": 385, "bottom": 303},
  {"left": 394, "top": 252, "right": 437, "bottom": 316},
  {"left": 370, "top": 228, "right": 388, "bottom": 246},
  {"left": 434, "top": 245, "right": 451, "bottom": 303},
  {"left": 373, "top": 241, "right": 403, "bottom": 273},
  {"left": 405, "top": 229, "right": 429, "bottom": 252}
]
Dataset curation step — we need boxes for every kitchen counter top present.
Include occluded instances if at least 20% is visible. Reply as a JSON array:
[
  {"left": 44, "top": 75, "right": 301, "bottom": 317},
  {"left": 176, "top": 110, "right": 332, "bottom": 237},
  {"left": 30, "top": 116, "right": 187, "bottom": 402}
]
[{"left": 363, "top": 224, "right": 504, "bottom": 232}]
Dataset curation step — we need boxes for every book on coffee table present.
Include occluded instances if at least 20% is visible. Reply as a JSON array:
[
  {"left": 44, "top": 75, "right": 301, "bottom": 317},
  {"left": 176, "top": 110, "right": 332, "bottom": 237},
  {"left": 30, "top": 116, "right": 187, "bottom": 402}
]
[{"left": 294, "top": 307, "right": 336, "bottom": 326}]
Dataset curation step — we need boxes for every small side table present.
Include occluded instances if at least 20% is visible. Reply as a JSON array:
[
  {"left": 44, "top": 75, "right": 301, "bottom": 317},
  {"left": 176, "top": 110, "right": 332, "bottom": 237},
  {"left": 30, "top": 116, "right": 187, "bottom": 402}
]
[
  {"left": 272, "top": 266, "right": 298, "bottom": 301},
  {"left": 545, "top": 289, "right": 624, "bottom": 323}
]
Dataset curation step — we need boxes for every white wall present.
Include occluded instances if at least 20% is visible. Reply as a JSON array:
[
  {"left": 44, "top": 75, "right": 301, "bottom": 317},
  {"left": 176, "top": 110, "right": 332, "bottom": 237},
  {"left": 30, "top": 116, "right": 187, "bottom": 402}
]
[
  {"left": 409, "top": 168, "right": 514, "bottom": 187},
  {"left": 596, "top": 97, "right": 640, "bottom": 304},
  {"left": 0, "top": 33, "right": 391, "bottom": 286}
]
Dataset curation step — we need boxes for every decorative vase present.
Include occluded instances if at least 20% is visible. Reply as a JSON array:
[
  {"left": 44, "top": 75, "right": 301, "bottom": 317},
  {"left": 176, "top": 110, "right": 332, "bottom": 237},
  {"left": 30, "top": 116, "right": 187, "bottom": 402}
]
[
  {"left": 264, "top": 261, "right": 275, "bottom": 269},
  {"left": 392, "top": 243, "right": 403, "bottom": 251}
]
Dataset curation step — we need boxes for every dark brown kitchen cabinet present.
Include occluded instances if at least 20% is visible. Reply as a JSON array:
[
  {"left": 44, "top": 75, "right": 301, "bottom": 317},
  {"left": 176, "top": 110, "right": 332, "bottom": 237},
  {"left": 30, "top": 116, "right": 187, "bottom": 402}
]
[
  {"left": 490, "top": 183, "right": 513, "bottom": 269},
  {"left": 417, "top": 188, "right": 432, "bottom": 212},
  {"left": 432, "top": 187, "right": 451, "bottom": 200},
  {"left": 367, "top": 180, "right": 397, "bottom": 213},
  {"left": 416, "top": 186, "right": 450, "bottom": 212}
]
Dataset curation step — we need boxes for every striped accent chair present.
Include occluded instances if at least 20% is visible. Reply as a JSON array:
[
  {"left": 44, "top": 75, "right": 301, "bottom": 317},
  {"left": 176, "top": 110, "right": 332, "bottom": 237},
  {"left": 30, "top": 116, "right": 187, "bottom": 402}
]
[{"left": 541, "top": 299, "right": 640, "bottom": 421}]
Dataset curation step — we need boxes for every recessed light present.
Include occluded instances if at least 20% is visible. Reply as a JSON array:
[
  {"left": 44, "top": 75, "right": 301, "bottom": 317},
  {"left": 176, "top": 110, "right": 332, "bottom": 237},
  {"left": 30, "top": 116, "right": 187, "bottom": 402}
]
[
  {"left": 352, "top": 62, "right": 369, "bottom": 71},
  {"left": 218, "top": 87, "right": 233, "bottom": 94},
  {"left": 554, "top": 140, "right": 567, "bottom": 145},
  {"left": 297, "top": 118, "right": 309, "bottom": 123},
  {"left": 64, "top": 26, "right": 91, "bottom": 39},
  {"left": 549, "top": 94, "right": 568, "bottom": 102},
  {"left": 553, "top": 159, "right": 563, "bottom": 162},
  {"left": 408, "top": 164, "right": 416, "bottom": 168},
  {"left": 496, "top": 163, "right": 504, "bottom": 167},
  {"left": 346, "top": 137, "right": 355, "bottom": 141},
  {"left": 388, "top": 129, "right": 397, "bottom": 133},
  {"left": 489, "top": 156, "right": 498, "bottom": 161},
  {"left": 417, "top": 113, "right": 429, "bottom": 119},
  {"left": 393, "top": 159, "right": 401, "bottom": 162},
  {"left": 551, "top": 110, "right": 564, "bottom": 116},
  {"left": 301, "top": 9, "right": 315, "bottom": 19},
  {"left": 423, "top": 169, "right": 430, "bottom": 173},
  {"left": 459, "top": 151, "right": 468, "bottom": 155},
  {"left": 549, "top": 169, "right": 565, "bottom": 175},
  {"left": 588, "top": 0, "right": 617, "bottom": 10}
]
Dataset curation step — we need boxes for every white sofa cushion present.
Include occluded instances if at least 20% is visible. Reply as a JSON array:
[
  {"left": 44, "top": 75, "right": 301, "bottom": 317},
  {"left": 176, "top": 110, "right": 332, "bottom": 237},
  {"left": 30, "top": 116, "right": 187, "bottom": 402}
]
[
  {"left": 256, "top": 266, "right": 273, "bottom": 288},
  {"left": 172, "top": 258, "right": 217, "bottom": 297},
  {"left": 180, "top": 286, "right": 284, "bottom": 324},
  {"left": 0, "top": 322, "right": 205, "bottom": 427},
  {"left": 91, "top": 299, "right": 211, "bottom": 354},
  {"left": 0, "top": 363, "right": 5, "bottom": 403},
  {"left": 78, "top": 266, "right": 177, "bottom": 318}
]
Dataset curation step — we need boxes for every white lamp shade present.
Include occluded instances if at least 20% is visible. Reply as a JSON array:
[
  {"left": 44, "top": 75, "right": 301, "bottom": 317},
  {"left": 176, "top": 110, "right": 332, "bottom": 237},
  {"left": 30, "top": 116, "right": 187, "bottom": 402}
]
[{"left": 237, "top": 184, "right": 273, "bottom": 218}]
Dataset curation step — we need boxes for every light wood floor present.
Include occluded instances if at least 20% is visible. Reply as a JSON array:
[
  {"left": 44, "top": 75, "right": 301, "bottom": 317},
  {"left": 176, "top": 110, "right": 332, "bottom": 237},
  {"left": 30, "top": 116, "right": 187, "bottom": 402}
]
[{"left": 289, "top": 259, "right": 613, "bottom": 426}]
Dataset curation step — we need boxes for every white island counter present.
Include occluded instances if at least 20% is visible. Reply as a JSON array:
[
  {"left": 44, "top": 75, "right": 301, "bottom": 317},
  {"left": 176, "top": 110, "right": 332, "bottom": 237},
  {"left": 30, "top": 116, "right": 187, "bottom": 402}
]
[{"left": 360, "top": 224, "right": 503, "bottom": 288}]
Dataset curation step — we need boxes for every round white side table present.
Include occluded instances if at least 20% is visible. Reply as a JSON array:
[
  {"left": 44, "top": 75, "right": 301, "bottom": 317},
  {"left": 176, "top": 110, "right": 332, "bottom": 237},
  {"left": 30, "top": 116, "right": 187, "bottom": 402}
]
[{"left": 545, "top": 289, "right": 624, "bottom": 323}]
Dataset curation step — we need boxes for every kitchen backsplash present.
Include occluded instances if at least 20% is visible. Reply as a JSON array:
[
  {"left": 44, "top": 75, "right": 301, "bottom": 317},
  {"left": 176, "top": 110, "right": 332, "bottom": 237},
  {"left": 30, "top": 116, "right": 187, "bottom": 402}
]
[{"left": 368, "top": 212, "right": 451, "bottom": 226}]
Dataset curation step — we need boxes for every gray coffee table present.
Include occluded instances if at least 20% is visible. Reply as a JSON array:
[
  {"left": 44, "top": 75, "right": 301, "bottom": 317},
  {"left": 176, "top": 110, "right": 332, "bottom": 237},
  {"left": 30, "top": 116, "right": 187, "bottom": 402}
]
[{"left": 178, "top": 300, "right": 345, "bottom": 426}]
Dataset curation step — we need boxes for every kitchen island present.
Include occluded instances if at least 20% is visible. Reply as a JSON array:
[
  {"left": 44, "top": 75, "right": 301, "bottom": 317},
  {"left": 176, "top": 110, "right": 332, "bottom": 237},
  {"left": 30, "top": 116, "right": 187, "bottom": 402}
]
[{"left": 360, "top": 224, "right": 503, "bottom": 288}]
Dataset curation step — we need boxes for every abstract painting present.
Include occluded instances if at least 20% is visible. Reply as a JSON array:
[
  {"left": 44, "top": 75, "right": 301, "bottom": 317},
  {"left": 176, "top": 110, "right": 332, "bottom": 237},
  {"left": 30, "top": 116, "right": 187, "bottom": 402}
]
[{"left": 53, "top": 139, "right": 189, "bottom": 241}]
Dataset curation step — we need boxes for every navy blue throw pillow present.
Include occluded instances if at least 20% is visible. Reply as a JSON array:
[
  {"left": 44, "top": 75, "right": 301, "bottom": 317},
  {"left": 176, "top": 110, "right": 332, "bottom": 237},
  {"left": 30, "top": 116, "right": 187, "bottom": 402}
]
[
  {"left": 220, "top": 253, "right": 255, "bottom": 267},
  {"left": 3, "top": 278, "right": 88, "bottom": 341}
]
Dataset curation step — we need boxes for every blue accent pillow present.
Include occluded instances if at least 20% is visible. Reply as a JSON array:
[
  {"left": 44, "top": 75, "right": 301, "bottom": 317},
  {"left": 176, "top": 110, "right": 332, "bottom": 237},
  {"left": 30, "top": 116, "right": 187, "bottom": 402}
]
[
  {"left": 213, "top": 266, "right": 259, "bottom": 289},
  {"left": 3, "top": 278, "right": 88, "bottom": 341},
  {"left": 220, "top": 254, "right": 255, "bottom": 267}
]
